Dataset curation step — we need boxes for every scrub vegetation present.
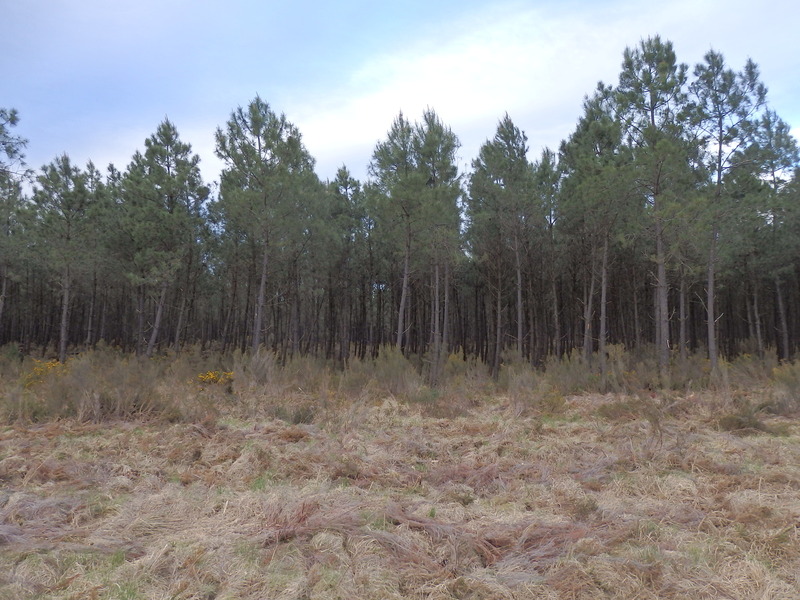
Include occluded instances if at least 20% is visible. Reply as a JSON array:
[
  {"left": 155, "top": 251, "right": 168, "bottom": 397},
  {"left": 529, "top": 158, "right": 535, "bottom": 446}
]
[{"left": 1, "top": 347, "right": 799, "bottom": 599}]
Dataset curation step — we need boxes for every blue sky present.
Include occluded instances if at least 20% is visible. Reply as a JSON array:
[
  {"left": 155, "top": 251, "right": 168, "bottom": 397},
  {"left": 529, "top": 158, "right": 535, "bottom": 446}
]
[{"left": 5, "top": 0, "right": 799, "bottom": 185}]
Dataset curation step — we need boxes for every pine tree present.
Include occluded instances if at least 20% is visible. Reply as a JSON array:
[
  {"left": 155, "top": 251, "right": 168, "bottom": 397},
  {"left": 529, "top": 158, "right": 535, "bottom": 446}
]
[
  {"left": 615, "top": 36, "right": 695, "bottom": 384},
  {"left": 215, "top": 97, "right": 317, "bottom": 354},
  {"left": 33, "top": 155, "right": 91, "bottom": 362},
  {"left": 120, "top": 120, "right": 207, "bottom": 356},
  {"left": 690, "top": 50, "right": 767, "bottom": 370},
  {"left": 467, "top": 114, "right": 535, "bottom": 378}
]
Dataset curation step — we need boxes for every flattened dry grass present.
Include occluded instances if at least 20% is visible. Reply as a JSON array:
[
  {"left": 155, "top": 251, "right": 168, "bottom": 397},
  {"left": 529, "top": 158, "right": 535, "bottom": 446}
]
[{"left": 1, "top": 390, "right": 799, "bottom": 599}]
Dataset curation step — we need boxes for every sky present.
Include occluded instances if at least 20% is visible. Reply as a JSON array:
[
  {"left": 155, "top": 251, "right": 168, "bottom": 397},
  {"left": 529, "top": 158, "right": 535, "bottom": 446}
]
[{"left": 5, "top": 0, "right": 800, "bottom": 187}]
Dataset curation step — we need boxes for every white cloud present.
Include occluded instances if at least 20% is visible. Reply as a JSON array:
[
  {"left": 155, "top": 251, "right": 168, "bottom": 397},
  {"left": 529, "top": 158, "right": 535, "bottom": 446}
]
[
  {"left": 290, "top": 3, "right": 625, "bottom": 181},
  {"left": 289, "top": 0, "right": 800, "bottom": 184}
]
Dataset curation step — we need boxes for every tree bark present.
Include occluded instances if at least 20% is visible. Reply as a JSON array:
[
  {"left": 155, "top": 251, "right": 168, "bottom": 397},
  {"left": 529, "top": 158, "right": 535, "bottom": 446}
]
[
  {"left": 679, "top": 270, "right": 688, "bottom": 361},
  {"left": 136, "top": 285, "right": 145, "bottom": 356},
  {"left": 655, "top": 217, "right": 670, "bottom": 385},
  {"left": 84, "top": 271, "right": 96, "bottom": 347},
  {"left": 752, "top": 284, "right": 764, "bottom": 359},
  {"left": 515, "top": 237, "right": 523, "bottom": 357},
  {"left": 173, "top": 254, "right": 194, "bottom": 353},
  {"left": 707, "top": 230, "right": 718, "bottom": 371},
  {"left": 0, "top": 267, "right": 7, "bottom": 337},
  {"left": 582, "top": 250, "right": 597, "bottom": 362},
  {"left": 146, "top": 280, "right": 169, "bottom": 358},
  {"left": 59, "top": 266, "right": 70, "bottom": 363},
  {"left": 430, "top": 262, "right": 442, "bottom": 384},
  {"left": 775, "top": 276, "right": 790, "bottom": 361},
  {"left": 443, "top": 262, "right": 450, "bottom": 355},
  {"left": 551, "top": 277, "right": 561, "bottom": 358},
  {"left": 491, "top": 273, "right": 502, "bottom": 380},
  {"left": 396, "top": 235, "right": 410, "bottom": 353},
  {"left": 598, "top": 237, "right": 609, "bottom": 382},
  {"left": 252, "top": 246, "right": 269, "bottom": 353}
]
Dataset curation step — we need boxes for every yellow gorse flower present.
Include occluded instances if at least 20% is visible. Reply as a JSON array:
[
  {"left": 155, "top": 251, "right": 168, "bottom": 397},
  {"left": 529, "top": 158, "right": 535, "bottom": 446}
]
[
  {"left": 23, "top": 358, "right": 68, "bottom": 388},
  {"left": 197, "top": 370, "right": 234, "bottom": 385}
]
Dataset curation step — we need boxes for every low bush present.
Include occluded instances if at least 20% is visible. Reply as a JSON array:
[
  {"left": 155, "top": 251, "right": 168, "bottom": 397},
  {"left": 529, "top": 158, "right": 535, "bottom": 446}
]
[{"left": 4, "top": 344, "right": 800, "bottom": 425}]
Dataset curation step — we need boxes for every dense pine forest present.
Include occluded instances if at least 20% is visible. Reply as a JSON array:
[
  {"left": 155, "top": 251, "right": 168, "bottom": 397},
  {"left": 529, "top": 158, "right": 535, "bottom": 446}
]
[{"left": 2, "top": 36, "right": 799, "bottom": 385}]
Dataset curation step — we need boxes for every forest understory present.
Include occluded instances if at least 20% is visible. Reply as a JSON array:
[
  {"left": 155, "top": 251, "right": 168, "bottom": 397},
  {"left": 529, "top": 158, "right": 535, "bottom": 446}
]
[{"left": 1, "top": 347, "right": 799, "bottom": 599}]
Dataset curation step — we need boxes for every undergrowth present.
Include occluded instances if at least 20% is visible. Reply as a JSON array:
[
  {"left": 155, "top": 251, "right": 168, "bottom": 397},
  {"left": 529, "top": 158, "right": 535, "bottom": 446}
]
[
  {"left": 0, "top": 343, "right": 798, "bottom": 424},
  {"left": 1, "top": 344, "right": 799, "bottom": 598}
]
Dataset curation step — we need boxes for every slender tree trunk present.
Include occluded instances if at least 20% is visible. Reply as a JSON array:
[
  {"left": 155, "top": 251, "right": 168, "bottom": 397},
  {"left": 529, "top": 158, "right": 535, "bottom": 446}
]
[
  {"left": 375, "top": 283, "right": 383, "bottom": 358},
  {"left": 84, "top": 271, "right": 96, "bottom": 347},
  {"left": 582, "top": 250, "right": 597, "bottom": 362},
  {"left": 98, "top": 287, "right": 107, "bottom": 346},
  {"left": 679, "top": 270, "right": 688, "bottom": 361},
  {"left": 655, "top": 217, "right": 670, "bottom": 384},
  {"left": 338, "top": 292, "right": 350, "bottom": 368},
  {"left": 252, "top": 246, "right": 269, "bottom": 353},
  {"left": 431, "top": 262, "right": 442, "bottom": 384},
  {"left": 551, "top": 277, "right": 561, "bottom": 358},
  {"left": 326, "top": 273, "right": 336, "bottom": 360},
  {"left": 491, "top": 274, "right": 502, "bottom": 380},
  {"left": 528, "top": 279, "right": 538, "bottom": 364},
  {"left": 290, "top": 276, "right": 300, "bottom": 358},
  {"left": 515, "top": 238, "right": 523, "bottom": 357},
  {"left": 0, "top": 266, "right": 8, "bottom": 337},
  {"left": 221, "top": 269, "right": 238, "bottom": 354},
  {"left": 59, "top": 266, "right": 71, "bottom": 363},
  {"left": 173, "top": 257, "right": 193, "bottom": 353},
  {"left": 707, "top": 229, "right": 718, "bottom": 371},
  {"left": 136, "top": 284, "right": 146, "bottom": 356},
  {"left": 173, "top": 289, "right": 186, "bottom": 354},
  {"left": 633, "top": 271, "right": 641, "bottom": 350},
  {"left": 654, "top": 284, "right": 661, "bottom": 355},
  {"left": 598, "top": 237, "right": 609, "bottom": 382},
  {"left": 146, "top": 280, "right": 169, "bottom": 358},
  {"left": 775, "top": 276, "right": 790, "bottom": 361},
  {"left": 753, "top": 284, "right": 764, "bottom": 358},
  {"left": 396, "top": 235, "right": 410, "bottom": 353},
  {"left": 443, "top": 262, "right": 450, "bottom": 354}
]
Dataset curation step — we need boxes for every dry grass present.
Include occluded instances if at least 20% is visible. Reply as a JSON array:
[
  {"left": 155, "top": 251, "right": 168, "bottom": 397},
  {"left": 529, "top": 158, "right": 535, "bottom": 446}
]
[
  {"left": 1, "top": 375, "right": 799, "bottom": 599},
  {"left": 1, "top": 348, "right": 800, "bottom": 597}
]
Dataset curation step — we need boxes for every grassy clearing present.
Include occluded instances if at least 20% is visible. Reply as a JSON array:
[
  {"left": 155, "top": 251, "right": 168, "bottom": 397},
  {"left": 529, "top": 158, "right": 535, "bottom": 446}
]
[{"left": 1, "top": 348, "right": 800, "bottom": 598}]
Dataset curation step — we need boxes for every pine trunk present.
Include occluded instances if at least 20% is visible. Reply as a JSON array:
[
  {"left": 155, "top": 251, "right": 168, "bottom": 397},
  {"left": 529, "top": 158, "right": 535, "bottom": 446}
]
[
  {"left": 59, "top": 267, "right": 70, "bottom": 363},
  {"left": 598, "top": 237, "right": 609, "bottom": 382},
  {"left": 515, "top": 239, "right": 523, "bottom": 357},
  {"left": 707, "top": 230, "right": 718, "bottom": 371},
  {"left": 252, "top": 246, "right": 269, "bottom": 353},
  {"left": 146, "top": 280, "right": 169, "bottom": 358},
  {"left": 396, "top": 237, "right": 410, "bottom": 352},
  {"left": 775, "top": 276, "right": 790, "bottom": 361},
  {"left": 655, "top": 218, "right": 670, "bottom": 384}
]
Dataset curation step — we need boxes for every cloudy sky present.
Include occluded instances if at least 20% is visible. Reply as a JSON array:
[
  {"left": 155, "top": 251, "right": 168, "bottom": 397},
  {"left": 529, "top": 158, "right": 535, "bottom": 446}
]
[{"left": 5, "top": 0, "right": 799, "bottom": 185}]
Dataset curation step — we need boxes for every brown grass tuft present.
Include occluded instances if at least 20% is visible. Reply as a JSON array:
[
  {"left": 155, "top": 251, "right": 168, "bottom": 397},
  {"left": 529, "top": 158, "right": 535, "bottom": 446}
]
[{"left": 1, "top": 351, "right": 800, "bottom": 598}]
